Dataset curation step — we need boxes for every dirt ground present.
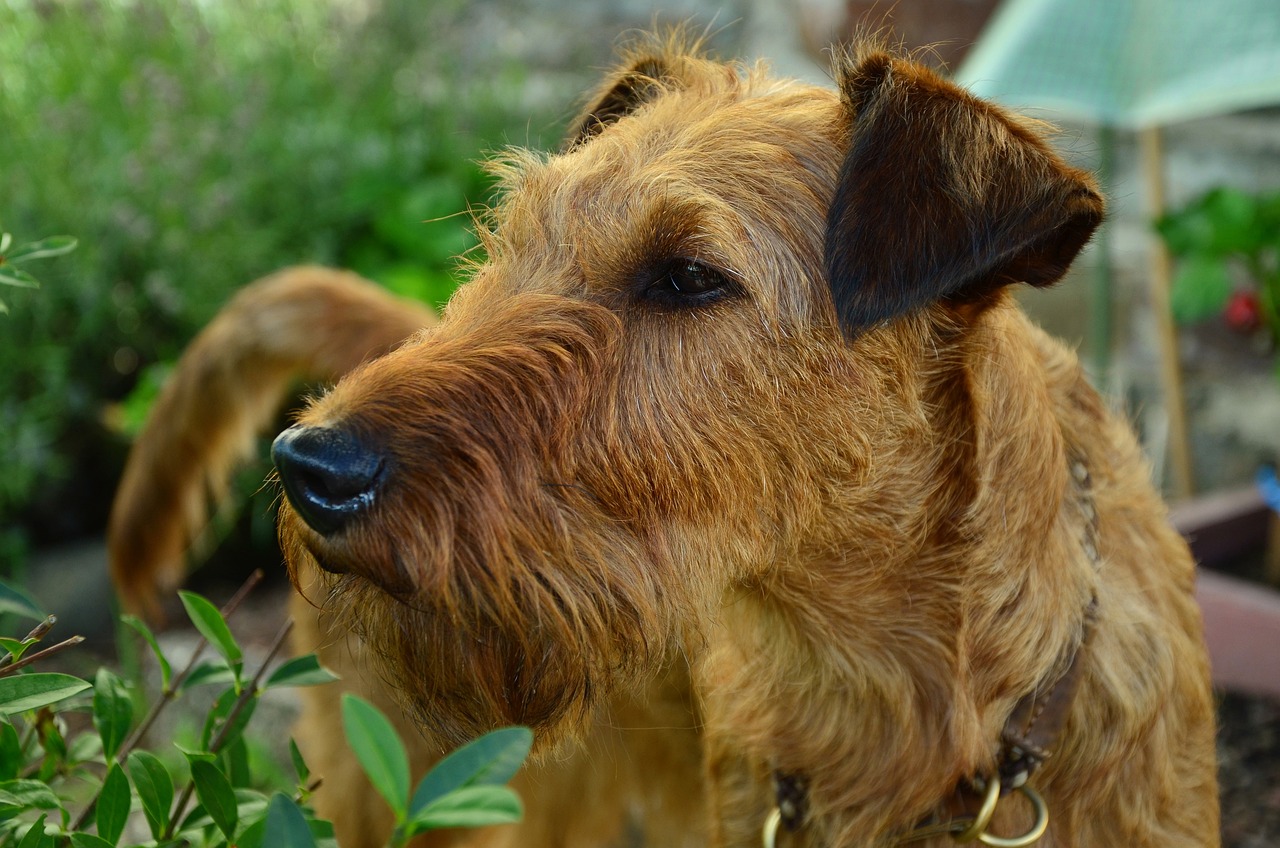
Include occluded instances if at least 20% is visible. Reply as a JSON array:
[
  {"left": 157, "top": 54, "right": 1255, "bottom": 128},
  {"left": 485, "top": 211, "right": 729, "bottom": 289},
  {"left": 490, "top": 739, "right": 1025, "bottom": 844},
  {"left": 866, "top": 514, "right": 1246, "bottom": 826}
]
[{"left": 1219, "top": 690, "right": 1280, "bottom": 847}]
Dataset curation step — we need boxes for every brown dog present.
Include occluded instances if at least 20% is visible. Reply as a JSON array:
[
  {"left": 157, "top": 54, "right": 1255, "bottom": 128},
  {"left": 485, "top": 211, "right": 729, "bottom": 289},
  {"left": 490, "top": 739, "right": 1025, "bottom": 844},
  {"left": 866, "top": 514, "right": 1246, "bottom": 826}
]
[{"left": 110, "top": 33, "right": 1220, "bottom": 847}]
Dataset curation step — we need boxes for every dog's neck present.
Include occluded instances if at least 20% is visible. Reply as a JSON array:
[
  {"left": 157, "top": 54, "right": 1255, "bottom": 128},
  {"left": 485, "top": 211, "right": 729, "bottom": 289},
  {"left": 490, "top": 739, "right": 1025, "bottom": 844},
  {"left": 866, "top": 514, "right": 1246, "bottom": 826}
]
[
  {"left": 762, "top": 447, "right": 1102, "bottom": 848},
  {"left": 701, "top": 307, "right": 1108, "bottom": 847}
]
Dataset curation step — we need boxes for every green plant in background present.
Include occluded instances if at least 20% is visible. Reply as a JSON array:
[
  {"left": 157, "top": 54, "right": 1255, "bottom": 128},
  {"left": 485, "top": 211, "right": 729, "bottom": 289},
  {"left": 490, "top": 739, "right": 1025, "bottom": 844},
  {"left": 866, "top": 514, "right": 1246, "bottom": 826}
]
[
  {"left": 0, "top": 577, "right": 529, "bottom": 847},
  {"left": 0, "top": 0, "right": 530, "bottom": 569},
  {"left": 1157, "top": 186, "right": 1280, "bottom": 368},
  {"left": 0, "top": 228, "right": 77, "bottom": 574},
  {"left": 0, "top": 231, "right": 77, "bottom": 315}
]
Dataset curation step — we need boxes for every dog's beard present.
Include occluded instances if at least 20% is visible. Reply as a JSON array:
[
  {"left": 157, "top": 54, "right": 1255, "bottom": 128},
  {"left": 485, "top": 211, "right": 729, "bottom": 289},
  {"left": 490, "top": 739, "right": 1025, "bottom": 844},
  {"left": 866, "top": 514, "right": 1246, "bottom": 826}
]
[
  {"left": 333, "top": 579, "right": 604, "bottom": 749},
  {"left": 279, "top": 503, "right": 671, "bottom": 751},
  {"left": 274, "top": 296, "right": 691, "bottom": 748}
]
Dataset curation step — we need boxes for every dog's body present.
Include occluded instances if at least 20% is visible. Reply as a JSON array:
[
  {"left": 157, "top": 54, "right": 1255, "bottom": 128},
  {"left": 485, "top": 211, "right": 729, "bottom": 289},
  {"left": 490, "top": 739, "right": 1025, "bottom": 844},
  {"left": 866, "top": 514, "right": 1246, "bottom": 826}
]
[{"left": 109, "top": 35, "right": 1219, "bottom": 847}]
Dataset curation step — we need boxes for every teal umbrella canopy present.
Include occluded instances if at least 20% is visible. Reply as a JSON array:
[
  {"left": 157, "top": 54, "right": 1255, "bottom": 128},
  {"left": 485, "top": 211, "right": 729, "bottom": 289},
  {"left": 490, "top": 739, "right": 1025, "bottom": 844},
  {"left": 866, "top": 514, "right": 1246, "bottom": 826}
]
[{"left": 955, "top": 0, "right": 1280, "bottom": 128}]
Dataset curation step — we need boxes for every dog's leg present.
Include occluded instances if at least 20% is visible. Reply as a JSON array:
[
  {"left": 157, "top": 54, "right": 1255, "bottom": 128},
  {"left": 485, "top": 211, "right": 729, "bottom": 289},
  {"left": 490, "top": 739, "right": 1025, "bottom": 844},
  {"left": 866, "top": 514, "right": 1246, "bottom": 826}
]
[{"left": 108, "top": 266, "right": 434, "bottom": 616}]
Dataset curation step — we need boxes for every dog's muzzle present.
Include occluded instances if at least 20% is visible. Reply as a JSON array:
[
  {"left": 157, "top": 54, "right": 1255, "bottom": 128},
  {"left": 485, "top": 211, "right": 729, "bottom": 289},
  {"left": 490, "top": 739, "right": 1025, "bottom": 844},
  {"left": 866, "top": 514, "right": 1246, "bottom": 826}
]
[{"left": 272, "top": 424, "right": 385, "bottom": 536}]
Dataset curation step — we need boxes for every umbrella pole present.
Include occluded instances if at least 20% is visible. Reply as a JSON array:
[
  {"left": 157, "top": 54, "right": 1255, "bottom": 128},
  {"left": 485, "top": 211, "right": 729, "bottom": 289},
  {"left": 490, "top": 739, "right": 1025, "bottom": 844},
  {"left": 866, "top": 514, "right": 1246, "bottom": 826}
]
[
  {"left": 1140, "top": 125, "right": 1195, "bottom": 500},
  {"left": 1092, "top": 125, "right": 1116, "bottom": 379}
]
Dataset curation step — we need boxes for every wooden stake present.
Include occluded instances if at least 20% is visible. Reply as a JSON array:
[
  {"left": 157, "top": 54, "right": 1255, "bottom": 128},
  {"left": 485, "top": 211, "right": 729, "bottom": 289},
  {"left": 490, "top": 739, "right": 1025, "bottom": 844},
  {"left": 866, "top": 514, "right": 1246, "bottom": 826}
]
[{"left": 1139, "top": 125, "right": 1195, "bottom": 500}]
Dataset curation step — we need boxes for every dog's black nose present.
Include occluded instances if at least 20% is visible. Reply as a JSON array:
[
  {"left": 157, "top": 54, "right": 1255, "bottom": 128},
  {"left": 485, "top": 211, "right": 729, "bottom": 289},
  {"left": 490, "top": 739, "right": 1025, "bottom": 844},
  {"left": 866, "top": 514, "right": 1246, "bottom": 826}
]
[{"left": 272, "top": 425, "right": 385, "bottom": 536}]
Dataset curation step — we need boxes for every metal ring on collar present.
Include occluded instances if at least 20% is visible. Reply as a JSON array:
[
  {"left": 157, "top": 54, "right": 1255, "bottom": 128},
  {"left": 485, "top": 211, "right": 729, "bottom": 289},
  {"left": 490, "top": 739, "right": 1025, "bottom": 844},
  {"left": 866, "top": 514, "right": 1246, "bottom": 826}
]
[
  {"left": 762, "top": 807, "right": 782, "bottom": 848},
  {"left": 955, "top": 774, "right": 1002, "bottom": 843},
  {"left": 975, "top": 784, "right": 1049, "bottom": 847}
]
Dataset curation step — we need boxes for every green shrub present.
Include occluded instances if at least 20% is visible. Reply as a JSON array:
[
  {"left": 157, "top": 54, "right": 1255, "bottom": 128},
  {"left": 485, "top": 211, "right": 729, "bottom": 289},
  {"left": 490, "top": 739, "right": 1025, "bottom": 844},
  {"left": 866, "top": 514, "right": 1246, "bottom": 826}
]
[
  {"left": 0, "top": 0, "right": 526, "bottom": 566},
  {"left": 0, "top": 577, "right": 530, "bottom": 847}
]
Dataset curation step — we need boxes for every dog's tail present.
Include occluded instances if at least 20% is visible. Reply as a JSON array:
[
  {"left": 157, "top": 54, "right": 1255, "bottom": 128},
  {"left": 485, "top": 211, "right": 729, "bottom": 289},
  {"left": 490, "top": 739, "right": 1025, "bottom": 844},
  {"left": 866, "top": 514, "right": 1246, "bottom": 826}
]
[{"left": 108, "top": 266, "right": 436, "bottom": 617}]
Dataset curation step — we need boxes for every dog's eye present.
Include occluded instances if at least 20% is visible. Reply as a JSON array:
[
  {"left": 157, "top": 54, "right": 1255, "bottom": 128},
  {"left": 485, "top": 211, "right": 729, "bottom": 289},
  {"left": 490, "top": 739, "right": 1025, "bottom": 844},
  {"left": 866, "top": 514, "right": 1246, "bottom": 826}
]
[{"left": 645, "top": 260, "right": 737, "bottom": 307}]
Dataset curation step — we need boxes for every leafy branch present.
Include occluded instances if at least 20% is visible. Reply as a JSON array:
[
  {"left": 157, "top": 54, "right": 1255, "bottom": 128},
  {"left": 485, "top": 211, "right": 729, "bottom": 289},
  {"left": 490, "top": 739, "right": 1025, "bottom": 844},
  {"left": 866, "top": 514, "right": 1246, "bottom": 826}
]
[
  {"left": 0, "top": 573, "right": 531, "bottom": 847},
  {"left": 0, "top": 231, "right": 77, "bottom": 314}
]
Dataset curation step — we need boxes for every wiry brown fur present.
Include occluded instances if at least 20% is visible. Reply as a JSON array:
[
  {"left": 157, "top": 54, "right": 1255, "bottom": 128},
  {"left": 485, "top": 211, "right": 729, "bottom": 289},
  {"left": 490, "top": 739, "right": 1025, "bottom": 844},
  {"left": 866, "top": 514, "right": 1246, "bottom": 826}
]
[{"left": 110, "top": 32, "right": 1218, "bottom": 848}]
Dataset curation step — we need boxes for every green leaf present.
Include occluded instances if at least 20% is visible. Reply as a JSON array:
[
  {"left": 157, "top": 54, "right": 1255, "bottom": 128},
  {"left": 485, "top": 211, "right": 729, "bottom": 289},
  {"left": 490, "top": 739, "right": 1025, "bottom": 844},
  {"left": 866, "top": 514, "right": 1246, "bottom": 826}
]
[
  {"left": 0, "top": 720, "right": 21, "bottom": 781},
  {"left": 1200, "top": 188, "right": 1260, "bottom": 255},
  {"left": 0, "top": 779, "right": 60, "bottom": 811},
  {"left": 178, "top": 592, "right": 243, "bottom": 668},
  {"left": 175, "top": 785, "right": 264, "bottom": 835},
  {"left": 289, "top": 739, "right": 310, "bottom": 786},
  {"left": 37, "top": 717, "right": 65, "bottom": 782},
  {"left": 1158, "top": 186, "right": 1273, "bottom": 260},
  {"left": 264, "top": 655, "right": 338, "bottom": 690},
  {"left": 312, "top": 819, "right": 338, "bottom": 848},
  {"left": 0, "top": 265, "right": 40, "bottom": 289},
  {"left": 238, "top": 799, "right": 334, "bottom": 848},
  {"left": 0, "top": 638, "right": 36, "bottom": 662},
  {"left": 187, "top": 755, "right": 239, "bottom": 841},
  {"left": 70, "top": 835, "right": 116, "bottom": 848},
  {"left": 0, "top": 582, "right": 44, "bottom": 621},
  {"left": 1170, "top": 255, "right": 1234, "bottom": 323},
  {"left": 96, "top": 762, "right": 131, "bottom": 846},
  {"left": 263, "top": 792, "right": 318, "bottom": 848},
  {"left": 0, "top": 788, "right": 25, "bottom": 815},
  {"left": 410, "top": 726, "right": 531, "bottom": 814},
  {"left": 15, "top": 813, "right": 51, "bottom": 848},
  {"left": 92, "top": 668, "right": 133, "bottom": 762},
  {"left": 6, "top": 236, "right": 78, "bottom": 264},
  {"left": 122, "top": 615, "right": 173, "bottom": 693},
  {"left": 67, "top": 729, "right": 104, "bottom": 765},
  {"left": 127, "top": 750, "right": 174, "bottom": 839},
  {"left": 0, "top": 673, "right": 91, "bottom": 715},
  {"left": 180, "top": 659, "right": 237, "bottom": 691},
  {"left": 223, "top": 736, "right": 251, "bottom": 788},
  {"left": 405, "top": 785, "right": 523, "bottom": 835},
  {"left": 341, "top": 694, "right": 409, "bottom": 819},
  {"left": 199, "top": 686, "right": 256, "bottom": 752}
]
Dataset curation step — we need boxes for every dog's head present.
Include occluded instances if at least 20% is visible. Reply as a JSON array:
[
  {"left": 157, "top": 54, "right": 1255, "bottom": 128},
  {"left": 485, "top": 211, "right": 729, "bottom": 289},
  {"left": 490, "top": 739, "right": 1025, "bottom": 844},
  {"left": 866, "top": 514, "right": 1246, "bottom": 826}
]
[{"left": 272, "top": 34, "right": 1103, "bottom": 750}]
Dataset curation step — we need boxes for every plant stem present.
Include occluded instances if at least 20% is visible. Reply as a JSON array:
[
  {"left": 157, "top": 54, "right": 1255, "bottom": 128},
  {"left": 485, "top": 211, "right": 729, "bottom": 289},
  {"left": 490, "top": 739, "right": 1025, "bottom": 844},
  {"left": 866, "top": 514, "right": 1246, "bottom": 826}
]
[
  {"left": 163, "top": 618, "right": 294, "bottom": 840},
  {"left": 0, "top": 636, "right": 84, "bottom": 677},
  {"left": 211, "top": 619, "right": 291, "bottom": 753},
  {"left": 115, "top": 570, "right": 264, "bottom": 765},
  {"left": 69, "top": 570, "right": 265, "bottom": 833},
  {"left": 295, "top": 775, "right": 324, "bottom": 805}
]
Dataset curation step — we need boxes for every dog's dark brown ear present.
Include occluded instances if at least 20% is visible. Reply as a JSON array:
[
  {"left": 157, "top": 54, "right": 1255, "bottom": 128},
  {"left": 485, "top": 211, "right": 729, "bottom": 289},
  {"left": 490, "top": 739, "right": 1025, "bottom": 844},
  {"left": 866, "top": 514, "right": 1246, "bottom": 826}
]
[
  {"left": 564, "top": 55, "right": 672, "bottom": 148},
  {"left": 824, "top": 51, "right": 1105, "bottom": 336}
]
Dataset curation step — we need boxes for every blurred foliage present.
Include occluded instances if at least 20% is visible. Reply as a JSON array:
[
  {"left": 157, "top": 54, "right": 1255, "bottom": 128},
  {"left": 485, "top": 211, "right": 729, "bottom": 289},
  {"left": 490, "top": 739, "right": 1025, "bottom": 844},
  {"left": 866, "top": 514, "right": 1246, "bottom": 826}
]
[
  {"left": 1157, "top": 186, "right": 1280, "bottom": 361},
  {"left": 0, "top": 0, "right": 529, "bottom": 567}
]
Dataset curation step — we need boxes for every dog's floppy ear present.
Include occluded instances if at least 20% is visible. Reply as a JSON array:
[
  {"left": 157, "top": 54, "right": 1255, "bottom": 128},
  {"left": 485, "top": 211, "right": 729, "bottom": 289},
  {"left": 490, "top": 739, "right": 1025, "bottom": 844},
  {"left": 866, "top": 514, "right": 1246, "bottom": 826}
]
[
  {"left": 824, "top": 50, "right": 1105, "bottom": 336},
  {"left": 564, "top": 55, "right": 672, "bottom": 148}
]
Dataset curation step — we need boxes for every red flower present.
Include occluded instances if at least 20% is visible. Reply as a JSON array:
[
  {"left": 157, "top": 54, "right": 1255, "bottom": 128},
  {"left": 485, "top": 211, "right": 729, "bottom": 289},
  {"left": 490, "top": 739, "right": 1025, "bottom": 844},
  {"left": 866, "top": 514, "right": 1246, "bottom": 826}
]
[{"left": 1223, "top": 290, "right": 1263, "bottom": 334}]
